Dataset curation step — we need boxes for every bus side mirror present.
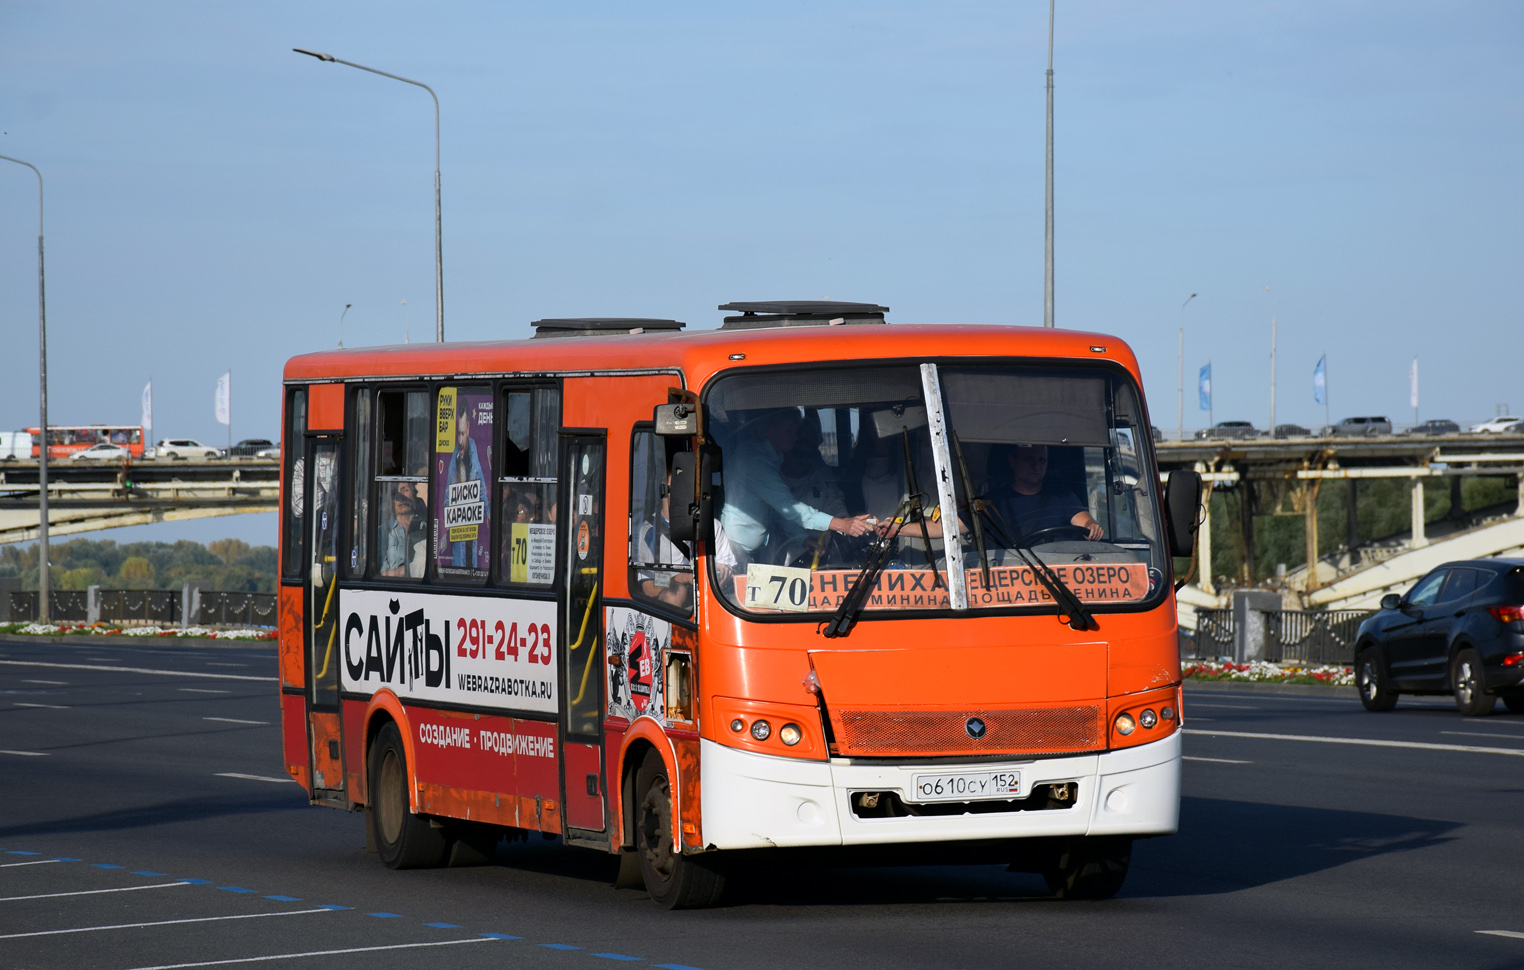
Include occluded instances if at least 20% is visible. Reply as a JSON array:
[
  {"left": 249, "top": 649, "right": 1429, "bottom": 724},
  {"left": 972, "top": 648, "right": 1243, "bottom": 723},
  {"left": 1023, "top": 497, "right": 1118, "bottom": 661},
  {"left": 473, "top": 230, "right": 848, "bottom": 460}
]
[
  {"left": 654, "top": 403, "right": 697, "bottom": 437},
  {"left": 667, "top": 451, "right": 710, "bottom": 544},
  {"left": 1164, "top": 470, "right": 1202, "bottom": 558}
]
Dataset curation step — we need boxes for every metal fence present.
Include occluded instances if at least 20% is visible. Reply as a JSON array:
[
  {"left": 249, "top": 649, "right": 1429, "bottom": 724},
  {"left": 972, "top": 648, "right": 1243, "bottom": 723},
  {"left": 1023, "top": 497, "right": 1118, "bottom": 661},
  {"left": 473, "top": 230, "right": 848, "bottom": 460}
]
[
  {"left": 8, "top": 590, "right": 89, "bottom": 622},
  {"left": 7, "top": 588, "right": 275, "bottom": 628},
  {"left": 190, "top": 591, "right": 276, "bottom": 627},
  {"left": 1189, "top": 607, "right": 1371, "bottom": 664},
  {"left": 97, "top": 589, "right": 181, "bottom": 624}
]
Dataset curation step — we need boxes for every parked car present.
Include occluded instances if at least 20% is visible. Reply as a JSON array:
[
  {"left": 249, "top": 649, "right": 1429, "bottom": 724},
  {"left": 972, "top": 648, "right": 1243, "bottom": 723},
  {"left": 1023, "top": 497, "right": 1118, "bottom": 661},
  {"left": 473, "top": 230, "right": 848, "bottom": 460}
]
[
  {"left": 1354, "top": 558, "right": 1524, "bottom": 716},
  {"left": 1405, "top": 419, "right": 1461, "bottom": 436},
  {"left": 156, "top": 438, "right": 222, "bottom": 460},
  {"left": 1469, "top": 416, "right": 1522, "bottom": 434},
  {"left": 1194, "top": 421, "right": 1258, "bottom": 440},
  {"left": 229, "top": 438, "right": 275, "bottom": 457},
  {"left": 1270, "top": 423, "right": 1311, "bottom": 438},
  {"left": 254, "top": 442, "right": 281, "bottom": 459},
  {"left": 68, "top": 442, "right": 131, "bottom": 461},
  {"left": 1325, "top": 415, "right": 1392, "bottom": 437}
]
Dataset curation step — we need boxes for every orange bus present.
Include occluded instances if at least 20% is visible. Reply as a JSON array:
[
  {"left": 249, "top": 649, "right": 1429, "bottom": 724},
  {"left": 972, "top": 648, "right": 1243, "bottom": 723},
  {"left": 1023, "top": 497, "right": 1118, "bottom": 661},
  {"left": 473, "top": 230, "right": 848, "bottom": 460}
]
[
  {"left": 27, "top": 424, "right": 146, "bottom": 459},
  {"left": 277, "top": 302, "right": 1202, "bottom": 907}
]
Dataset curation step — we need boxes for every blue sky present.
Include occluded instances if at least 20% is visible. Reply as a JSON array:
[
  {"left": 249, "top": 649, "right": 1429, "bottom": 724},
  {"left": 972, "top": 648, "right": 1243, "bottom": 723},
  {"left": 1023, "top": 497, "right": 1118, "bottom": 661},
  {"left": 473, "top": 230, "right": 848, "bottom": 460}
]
[{"left": 2, "top": 1, "right": 1520, "bottom": 546}]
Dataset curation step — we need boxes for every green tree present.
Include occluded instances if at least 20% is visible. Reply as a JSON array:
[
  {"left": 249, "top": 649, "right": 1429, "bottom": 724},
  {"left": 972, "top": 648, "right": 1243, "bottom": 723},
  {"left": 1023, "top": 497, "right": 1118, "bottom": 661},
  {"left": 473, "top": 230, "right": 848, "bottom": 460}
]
[{"left": 119, "top": 556, "right": 155, "bottom": 588}]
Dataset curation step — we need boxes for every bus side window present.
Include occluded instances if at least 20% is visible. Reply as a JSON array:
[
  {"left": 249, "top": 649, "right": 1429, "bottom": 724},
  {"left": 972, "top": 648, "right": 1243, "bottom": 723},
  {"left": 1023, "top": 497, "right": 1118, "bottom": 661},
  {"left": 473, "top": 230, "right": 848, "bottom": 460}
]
[
  {"left": 346, "top": 388, "right": 371, "bottom": 577},
  {"left": 280, "top": 388, "right": 307, "bottom": 581},
  {"left": 629, "top": 430, "right": 693, "bottom": 616},
  {"left": 496, "top": 386, "right": 559, "bottom": 586},
  {"left": 373, "top": 389, "right": 431, "bottom": 581}
]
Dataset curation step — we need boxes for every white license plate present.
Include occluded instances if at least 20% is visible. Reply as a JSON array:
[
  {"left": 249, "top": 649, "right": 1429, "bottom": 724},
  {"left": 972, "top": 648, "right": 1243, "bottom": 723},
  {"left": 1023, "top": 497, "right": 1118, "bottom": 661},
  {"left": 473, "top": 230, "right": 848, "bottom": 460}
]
[{"left": 909, "top": 769, "right": 1022, "bottom": 803}]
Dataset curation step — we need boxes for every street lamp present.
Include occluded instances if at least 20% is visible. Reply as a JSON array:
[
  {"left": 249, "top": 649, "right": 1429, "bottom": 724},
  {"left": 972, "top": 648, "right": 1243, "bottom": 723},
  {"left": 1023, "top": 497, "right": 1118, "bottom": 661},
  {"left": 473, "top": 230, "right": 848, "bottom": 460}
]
[
  {"left": 1042, "top": 0, "right": 1055, "bottom": 329},
  {"left": 0, "top": 154, "right": 50, "bottom": 621},
  {"left": 1178, "top": 293, "right": 1196, "bottom": 441},
  {"left": 338, "top": 303, "right": 351, "bottom": 349},
  {"left": 295, "top": 48, "right": 444, "bottom": 343}
]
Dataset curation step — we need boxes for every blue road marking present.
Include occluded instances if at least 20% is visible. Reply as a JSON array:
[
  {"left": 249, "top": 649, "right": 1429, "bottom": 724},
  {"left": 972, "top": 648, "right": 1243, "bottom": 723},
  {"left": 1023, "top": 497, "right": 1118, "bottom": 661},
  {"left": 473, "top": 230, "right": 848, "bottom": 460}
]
[
  {"left": 480, "top": 933, "right": 522, "bottom": 940},
  {"left": 367, "top": 912, "right": 402, "bottom": 918},
  {"left": 316, "top": 904, "right": 351, "bottom": 911},
  {"left": 181, "top": 879, "right": 212, "bottom": 885},
  {"left": 7, "top": 851, "right": 40, "bottom": 856},
  {"left": 93, "top": 864, "right": 124, "bottom": 869},
  {"left": 133, "top": 871, "right": 166, "bottom": 876},
  {"left": 265, "top": 895, "right": 302, "bottom": 901},
  {"left": 592, "top": 955, "right": 642, "bottom": 962},
  {"left": 218, "top": 886, "right": 256, "bottom": 893},
  {"left": 540, "top": 943, "right": 582, "bottom": 950},
  {"left": 425, "top": 922, "right": 462, "bottom": 929}
]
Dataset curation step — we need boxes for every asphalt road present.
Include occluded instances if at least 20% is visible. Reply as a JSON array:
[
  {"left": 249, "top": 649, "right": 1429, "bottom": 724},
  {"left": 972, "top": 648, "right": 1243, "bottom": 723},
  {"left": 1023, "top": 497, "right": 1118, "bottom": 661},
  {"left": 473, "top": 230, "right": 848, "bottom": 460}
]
[{"left": 3, "top": 634, "right": 1524, "bottom": 970}]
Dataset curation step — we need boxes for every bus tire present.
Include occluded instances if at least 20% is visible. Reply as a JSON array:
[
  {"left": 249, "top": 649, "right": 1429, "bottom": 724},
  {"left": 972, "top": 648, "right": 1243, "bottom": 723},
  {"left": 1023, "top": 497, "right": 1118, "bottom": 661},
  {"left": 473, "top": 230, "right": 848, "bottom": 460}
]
[
  {"left": 368, "top": 722, "right": 448, "bottom": 869},
  {"left": 1042, "top": 836, "right": 1131, "bottom": 900},
  {"left": 634, "top": 748, "right": 724, "bottom": 909}
]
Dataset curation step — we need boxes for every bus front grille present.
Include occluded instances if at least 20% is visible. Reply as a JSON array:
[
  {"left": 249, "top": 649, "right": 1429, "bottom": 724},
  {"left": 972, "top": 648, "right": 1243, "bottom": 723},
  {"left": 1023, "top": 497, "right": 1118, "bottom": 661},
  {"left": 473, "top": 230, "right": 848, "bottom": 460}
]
[{"left": 830, "top": 706, "right": 1103, "bottom": 757}]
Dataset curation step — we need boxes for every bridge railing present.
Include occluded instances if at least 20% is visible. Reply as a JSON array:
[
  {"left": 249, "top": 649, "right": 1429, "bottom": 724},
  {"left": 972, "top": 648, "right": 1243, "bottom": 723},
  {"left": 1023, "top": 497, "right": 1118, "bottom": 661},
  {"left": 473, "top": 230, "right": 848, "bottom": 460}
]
[
  {"left": 1188, "top": 607, "right": 1371, "bottom": 665},
  {"left": 6, "top": 587, "right": 276, "bottom": 629}
]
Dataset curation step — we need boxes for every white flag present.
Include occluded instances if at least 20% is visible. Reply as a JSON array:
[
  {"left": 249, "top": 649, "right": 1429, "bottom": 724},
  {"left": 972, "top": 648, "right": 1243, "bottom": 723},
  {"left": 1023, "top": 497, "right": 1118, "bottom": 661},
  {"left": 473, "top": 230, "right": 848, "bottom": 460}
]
[
  {"left": 215, "top": 371, "right": 231, "bottom": 426},
  {"left": 141, "top": 380, "right": 153, "bottom": 429},
  {"left": 1409, "top": 357, "right": 1418, "bottom": 409}
]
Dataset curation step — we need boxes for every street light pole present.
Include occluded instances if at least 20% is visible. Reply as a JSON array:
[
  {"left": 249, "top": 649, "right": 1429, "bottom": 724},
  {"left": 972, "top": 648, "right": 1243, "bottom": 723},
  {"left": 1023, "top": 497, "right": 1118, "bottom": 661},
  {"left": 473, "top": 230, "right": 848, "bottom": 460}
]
[
  {"left": 1265, "top": 286, "right": 1277, "bottom": 434},
  {"left": 339, "top": 303, "right": 351, "bottom": 349},
  {"left": 1043, "top": 0, "right": 1055, "bottom": 329},
  {"left": 295, "top": 49, "right": 444, "bottom": 342},
  {"left": 1178, "top": 293, "right": 1196, "bottom": 441},
  {"left": 1, "top": 154, "right": 50, "bottom": 621}
]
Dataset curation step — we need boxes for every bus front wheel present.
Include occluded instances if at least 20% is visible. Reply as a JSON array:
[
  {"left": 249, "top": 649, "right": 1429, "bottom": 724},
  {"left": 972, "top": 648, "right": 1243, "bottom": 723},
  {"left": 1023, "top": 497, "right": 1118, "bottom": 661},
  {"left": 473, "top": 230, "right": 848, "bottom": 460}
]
[
  {"left": 1042, "top": 836, "right": 1131, "bottom": 900},
  {"left": 368, "top": 722, "right": 448, "bottom": 869},
  {"left": 634, "top": 749, "right": 725, "bottom": 909}
]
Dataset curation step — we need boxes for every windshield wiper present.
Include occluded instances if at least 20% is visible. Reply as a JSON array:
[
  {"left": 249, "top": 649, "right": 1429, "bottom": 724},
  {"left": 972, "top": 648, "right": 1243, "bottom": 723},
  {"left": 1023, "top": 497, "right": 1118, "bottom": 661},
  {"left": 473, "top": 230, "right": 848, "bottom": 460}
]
[
  {"left": 820, "top": 494, "right": 915, "bottom": 638},
  {"left": 975, "top": 503, "right": 1097, "bottom": 631}
]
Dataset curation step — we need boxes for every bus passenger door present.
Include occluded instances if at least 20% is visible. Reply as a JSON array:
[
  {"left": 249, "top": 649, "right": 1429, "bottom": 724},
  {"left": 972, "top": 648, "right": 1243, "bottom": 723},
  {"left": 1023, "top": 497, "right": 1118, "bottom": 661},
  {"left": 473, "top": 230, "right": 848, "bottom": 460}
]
[
  {"left": 305, "top": 436, "right": 346, "bottom": 801},
  {"left": 560, "top": 434, "right": 607, "bottom": 834}
]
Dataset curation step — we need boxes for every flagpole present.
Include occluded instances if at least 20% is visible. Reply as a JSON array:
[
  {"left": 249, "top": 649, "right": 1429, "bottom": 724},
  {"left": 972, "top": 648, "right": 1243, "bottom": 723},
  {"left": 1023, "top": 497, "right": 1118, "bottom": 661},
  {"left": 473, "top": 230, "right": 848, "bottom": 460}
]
[
  {"left": 1324, "top": 353, "right": 1330, "bottom": 431},
  {"left": 228, "top": 369, "right": 233, "bottom": 454},
  {"left": 1209, "top": 360, "right": 1214, "bottom": 429}
]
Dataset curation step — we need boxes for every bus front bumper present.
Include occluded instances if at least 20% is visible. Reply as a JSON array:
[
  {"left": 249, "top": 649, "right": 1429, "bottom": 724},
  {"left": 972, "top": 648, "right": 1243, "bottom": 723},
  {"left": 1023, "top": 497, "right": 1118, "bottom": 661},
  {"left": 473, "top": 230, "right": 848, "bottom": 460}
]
[{"left": 698, "top": 732, "right": 1180, "bottom": 851}]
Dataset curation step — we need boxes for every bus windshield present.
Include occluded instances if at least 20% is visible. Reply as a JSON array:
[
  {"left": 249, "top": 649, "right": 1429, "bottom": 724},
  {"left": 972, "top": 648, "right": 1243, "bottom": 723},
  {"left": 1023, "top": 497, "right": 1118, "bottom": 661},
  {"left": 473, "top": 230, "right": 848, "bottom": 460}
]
[{"left": 705, "top": 361, "right": 1166, "bottom": 617}]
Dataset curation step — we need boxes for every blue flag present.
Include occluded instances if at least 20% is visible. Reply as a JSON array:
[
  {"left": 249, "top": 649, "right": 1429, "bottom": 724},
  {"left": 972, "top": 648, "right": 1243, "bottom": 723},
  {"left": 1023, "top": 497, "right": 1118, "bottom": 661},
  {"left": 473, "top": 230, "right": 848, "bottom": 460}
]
[
  {"left": 1313, "top": 355, "right": 1326, "bottom": 405},
  {"left": 1198, "top": 363, "right": 1212, "bottom": 411}
]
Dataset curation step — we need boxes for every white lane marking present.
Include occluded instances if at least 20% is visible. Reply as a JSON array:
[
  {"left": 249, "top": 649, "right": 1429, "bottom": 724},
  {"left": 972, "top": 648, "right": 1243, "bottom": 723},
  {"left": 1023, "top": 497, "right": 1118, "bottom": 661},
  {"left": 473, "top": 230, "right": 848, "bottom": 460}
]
[
  {"left": 179, "top": 688, "right": 230, "bottom": 694},
  {"left": 1185, "top": 702, "right": 1261, "bottom": 710},
  {"left": 120, "top": 936, "right": 502, "bottom": 969},
  {"left": 1188, "top": 716, "right": 1216, "bottom": 721},
  {"left": 0, "top": 859, "right": 62, "bottom": 868},
  {"left": 1477, "top": 930, "right": 1524, "bottom": 940},
  {"left": 206, "top": 663, "right": 247, "bottom": 668},
  {"left": 1183, "top": 728, "right": 1524, "bottom": 757},
  {"left": 0, "top": 907, "right": 330, "bottom": 940},
  {"left": 0, "top": 881, "right": 189, "bottom": 902},
  {"left": 21, "top": 679, "right": 66, "bottom": 685},
  {"left": 1183, "top": 756, "right": 1253, "bottom": 764},
  {"left": 1443, "top": 731, "right": 1524, "bottom": 741},
  {"left": 0, "top": 660, "right": 267, "bottom": 683},
  {"left": 215, "top": 772, "right": 296, "bottom": 784},
  {"left": 204, "top": 717, "right": 268, "bottom": 726},
  {"left": 14, "top": 702, "right": 70, "bottom": 709},
  {"left": 0, "top": 750, "right": 48, "bottom": 757}
]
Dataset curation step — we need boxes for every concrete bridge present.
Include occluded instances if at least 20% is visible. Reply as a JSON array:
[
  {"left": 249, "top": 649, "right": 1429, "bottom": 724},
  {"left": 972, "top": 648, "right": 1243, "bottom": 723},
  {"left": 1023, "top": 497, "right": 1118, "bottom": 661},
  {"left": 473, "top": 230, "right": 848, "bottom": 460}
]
[{"left": 0, "top": 458, "right": 278, "bottom": 544}]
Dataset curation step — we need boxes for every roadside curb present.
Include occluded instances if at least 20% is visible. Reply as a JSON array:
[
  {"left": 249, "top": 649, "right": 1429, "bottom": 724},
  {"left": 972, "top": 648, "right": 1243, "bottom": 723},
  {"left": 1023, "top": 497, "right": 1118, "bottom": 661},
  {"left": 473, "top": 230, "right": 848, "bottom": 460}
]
[{"left": 1185, "top": 678, "right": 1356, "bottom": 698}]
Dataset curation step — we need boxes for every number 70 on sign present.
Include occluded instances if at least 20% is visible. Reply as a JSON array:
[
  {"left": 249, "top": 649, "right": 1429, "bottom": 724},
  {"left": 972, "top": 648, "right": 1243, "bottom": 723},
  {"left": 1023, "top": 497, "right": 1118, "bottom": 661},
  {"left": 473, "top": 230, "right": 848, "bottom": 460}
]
[{"left": 745, "top": 563, "right": 812, "bottom": 613}]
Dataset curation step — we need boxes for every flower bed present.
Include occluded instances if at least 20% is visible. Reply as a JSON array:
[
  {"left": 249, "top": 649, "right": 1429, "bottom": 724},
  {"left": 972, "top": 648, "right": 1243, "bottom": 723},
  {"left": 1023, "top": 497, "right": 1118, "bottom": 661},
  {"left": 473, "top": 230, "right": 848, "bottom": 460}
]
[
  {"left": 1184, "top": 660, "right": 1353, "bottom": 687},
  {"left": 0, "top": 621, "right": 274, "bottom": 641}
]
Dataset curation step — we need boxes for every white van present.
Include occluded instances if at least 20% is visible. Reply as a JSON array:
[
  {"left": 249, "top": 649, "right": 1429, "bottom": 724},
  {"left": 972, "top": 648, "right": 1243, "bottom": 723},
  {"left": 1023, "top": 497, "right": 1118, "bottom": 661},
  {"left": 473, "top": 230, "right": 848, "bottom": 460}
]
[{"left": 0, "top": 431, "right": 33, "bottom": 460}]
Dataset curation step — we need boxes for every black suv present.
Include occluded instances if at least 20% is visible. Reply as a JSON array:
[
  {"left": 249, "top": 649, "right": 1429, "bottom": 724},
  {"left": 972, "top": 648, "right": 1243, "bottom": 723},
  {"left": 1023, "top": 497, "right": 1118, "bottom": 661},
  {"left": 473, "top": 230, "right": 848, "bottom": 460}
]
[{"left": 1355, "top": 559, "right": 1524, "bottom": 715}]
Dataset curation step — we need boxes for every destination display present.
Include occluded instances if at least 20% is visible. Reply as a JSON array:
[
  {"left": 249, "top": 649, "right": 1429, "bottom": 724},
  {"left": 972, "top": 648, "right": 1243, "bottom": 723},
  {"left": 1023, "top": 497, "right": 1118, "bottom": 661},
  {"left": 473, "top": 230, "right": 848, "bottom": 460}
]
[{"left": 733, "top": 562, "right": 1150, "bottom": 612}]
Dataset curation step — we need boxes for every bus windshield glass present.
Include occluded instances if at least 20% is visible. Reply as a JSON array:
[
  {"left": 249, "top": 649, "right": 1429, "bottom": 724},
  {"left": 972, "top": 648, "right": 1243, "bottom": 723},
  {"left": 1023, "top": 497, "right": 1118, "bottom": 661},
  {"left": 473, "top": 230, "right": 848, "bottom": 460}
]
[{"left": 705, "top": 362, "right": 1165, "bottom": 617}]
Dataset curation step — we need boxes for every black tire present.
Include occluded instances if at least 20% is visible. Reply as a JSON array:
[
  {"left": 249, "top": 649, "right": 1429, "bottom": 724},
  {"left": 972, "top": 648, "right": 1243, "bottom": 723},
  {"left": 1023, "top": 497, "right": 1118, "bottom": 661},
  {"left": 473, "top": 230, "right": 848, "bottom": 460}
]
[
  {"left": 1356, "top": 647, "right": 1398, "bottom": 712},
  {"left": 1042, "top": 837, "right": 1132, "bottom": 900},
  {"left": 634, "top": 749, "right": 725, "bottom": 909},
  {"left": 368, "top": 722, "right": 448, "bottom": 869},
  {"left": 1503, "top": 694, "right": 1524, "bottom": 715},
  {"left": 1452, "top": 648, "right": 1495, "bottom": 717}
]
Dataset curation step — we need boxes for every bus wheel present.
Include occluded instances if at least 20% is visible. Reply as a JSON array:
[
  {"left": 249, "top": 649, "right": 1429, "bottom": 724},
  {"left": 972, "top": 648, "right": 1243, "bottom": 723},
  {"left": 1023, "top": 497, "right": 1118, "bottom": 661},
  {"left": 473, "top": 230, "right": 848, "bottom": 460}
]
[
  {"left": 634, "top": 749, "right": 725, "bottom": 909},
  {"left": 1042, "top": 837, "right": 1131, "bottom": 900},
  {"left": 368, "top": 722, "right": 448, "bottom": 869}
]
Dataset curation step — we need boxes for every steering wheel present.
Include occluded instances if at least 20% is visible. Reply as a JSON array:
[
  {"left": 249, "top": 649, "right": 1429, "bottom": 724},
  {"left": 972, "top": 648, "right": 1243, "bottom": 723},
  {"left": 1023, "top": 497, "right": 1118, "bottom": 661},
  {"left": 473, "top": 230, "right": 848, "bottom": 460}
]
[{"left": 1020, "top": 525, "right": 1090, "bottom": 546}]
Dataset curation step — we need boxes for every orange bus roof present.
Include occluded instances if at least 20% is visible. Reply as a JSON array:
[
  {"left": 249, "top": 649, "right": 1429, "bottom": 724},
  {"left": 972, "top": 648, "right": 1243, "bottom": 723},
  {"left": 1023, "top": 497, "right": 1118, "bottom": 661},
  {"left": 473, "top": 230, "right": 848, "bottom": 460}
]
[{"left": 282, "top": 323, "right": 1142, "bottom": 390}]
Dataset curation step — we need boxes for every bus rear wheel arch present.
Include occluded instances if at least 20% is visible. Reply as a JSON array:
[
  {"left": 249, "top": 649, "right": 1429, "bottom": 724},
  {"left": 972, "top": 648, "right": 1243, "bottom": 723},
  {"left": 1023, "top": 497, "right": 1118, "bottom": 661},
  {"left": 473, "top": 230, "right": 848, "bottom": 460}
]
[{"left": 367, "top": 721, "right": 449, "bottom": 869}]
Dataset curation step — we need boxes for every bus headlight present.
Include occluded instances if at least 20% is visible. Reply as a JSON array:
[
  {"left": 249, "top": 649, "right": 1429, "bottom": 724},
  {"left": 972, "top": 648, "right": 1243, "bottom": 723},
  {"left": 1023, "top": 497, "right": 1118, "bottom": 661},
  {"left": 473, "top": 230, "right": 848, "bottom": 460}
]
[
  {"left": 729, "top": 718, "right": 746, "bottom": 733},
  {"left": 1114, "top": 713, "right": 1136, "bottom": 736},
  {"left": 751, "top": 720, "right": 771, "bottom": 741},
  {"left": 779, "top": 723, "right": 802, "bottom": 746},
  {"left": 1139, "top": 708, "right": 1158, "bottom": 729}
]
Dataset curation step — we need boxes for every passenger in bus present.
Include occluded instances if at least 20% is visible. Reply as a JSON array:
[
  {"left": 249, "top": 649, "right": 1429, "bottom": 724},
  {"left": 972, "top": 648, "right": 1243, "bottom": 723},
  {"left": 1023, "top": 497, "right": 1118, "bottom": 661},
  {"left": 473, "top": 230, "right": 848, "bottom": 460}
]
[
  {"left": 990, "top": 444, "right": 1103, "bottom": 541},
  {"left": 379, "top": 484, "right": 427, "bottom": 577},
  {"left": 780, "top": 413, "right": 847, "bottom": 516},
  {"left": 719, "top": 409, "right": 873, "bottom": 563}
]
